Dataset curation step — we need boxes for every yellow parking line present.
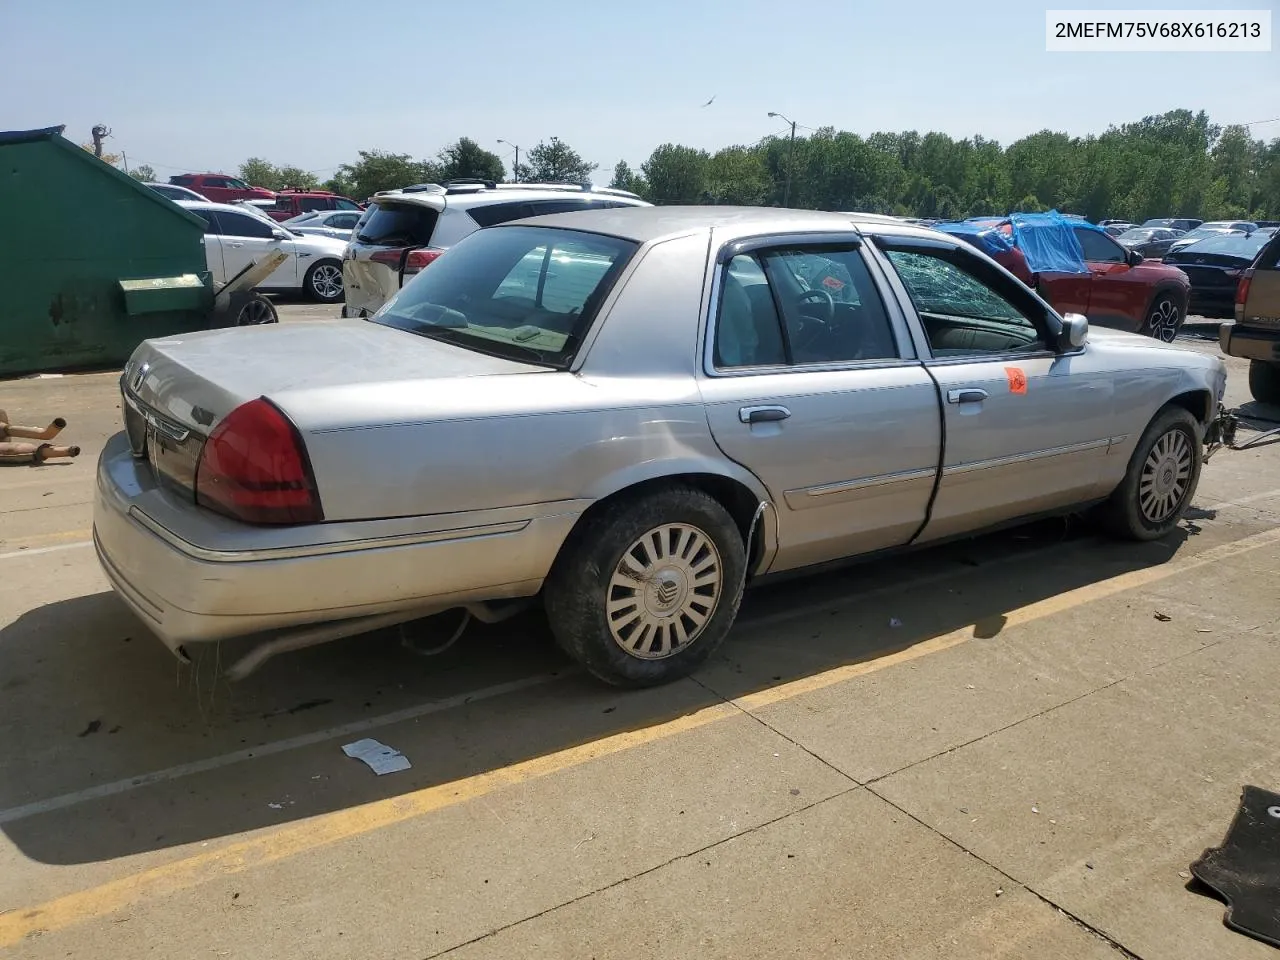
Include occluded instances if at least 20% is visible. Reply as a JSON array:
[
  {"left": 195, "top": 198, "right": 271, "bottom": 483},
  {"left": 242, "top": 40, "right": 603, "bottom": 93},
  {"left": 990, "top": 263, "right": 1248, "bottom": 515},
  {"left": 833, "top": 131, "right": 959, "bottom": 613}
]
[{"left": 4, "top": 524, "right": 1279, "bottom": 947}]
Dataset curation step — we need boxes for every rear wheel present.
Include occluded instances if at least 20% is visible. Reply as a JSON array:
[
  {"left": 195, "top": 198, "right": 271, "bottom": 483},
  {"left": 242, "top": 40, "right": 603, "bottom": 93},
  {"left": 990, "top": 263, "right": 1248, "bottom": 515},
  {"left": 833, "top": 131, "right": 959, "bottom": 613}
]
[
  {"left": 1248, "top": 361, "right": 1280, "bottom": 405},
  {"left": 305, "top": 260, "right": 344, "bottom": 303},
  {"left": 544, "top": 486, "right": 746, "bottom": 687},
  {"left": 1145, "top": 294, "right": 1183, "bottom": 343},
  {"left": 1098, "top": 406, "right": 1201, "bottom": 541}
]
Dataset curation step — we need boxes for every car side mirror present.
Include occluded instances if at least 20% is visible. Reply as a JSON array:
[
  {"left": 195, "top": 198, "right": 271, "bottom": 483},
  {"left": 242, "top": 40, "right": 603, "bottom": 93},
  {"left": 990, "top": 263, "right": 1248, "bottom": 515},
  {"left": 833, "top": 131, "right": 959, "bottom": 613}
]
[
  {"left": 1058, "top": 312, "right": 1088, "bottom": 351},
  {"left": 1126, "top": 248, "right": 1144, "bottom": 267},
  {"left": 271, "top": 229, "right": 289, "bottom": 241}
]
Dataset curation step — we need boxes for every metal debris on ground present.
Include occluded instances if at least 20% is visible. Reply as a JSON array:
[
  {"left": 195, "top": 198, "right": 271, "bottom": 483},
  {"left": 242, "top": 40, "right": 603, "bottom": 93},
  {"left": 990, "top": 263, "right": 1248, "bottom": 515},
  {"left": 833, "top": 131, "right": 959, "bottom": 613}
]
[
  {"left": 1154, "top": 611, "right": 1173, "bottom": 622},
  {"left": 342, "top": 738, "right": 411, "bottom": 775}
]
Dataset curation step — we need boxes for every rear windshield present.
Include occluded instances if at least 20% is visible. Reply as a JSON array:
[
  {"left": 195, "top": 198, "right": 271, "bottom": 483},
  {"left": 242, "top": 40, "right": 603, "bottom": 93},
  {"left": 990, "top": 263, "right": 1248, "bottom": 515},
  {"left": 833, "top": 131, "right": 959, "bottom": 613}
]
[
  {"left": 1171, "top": 234, "right": 1270, "bottom": 259},
  {"left": 356, "top": 201, "right": 440, "bottom": 247},
  {"left": 371, "top": 225, "right": 637, "bottom": 369}
]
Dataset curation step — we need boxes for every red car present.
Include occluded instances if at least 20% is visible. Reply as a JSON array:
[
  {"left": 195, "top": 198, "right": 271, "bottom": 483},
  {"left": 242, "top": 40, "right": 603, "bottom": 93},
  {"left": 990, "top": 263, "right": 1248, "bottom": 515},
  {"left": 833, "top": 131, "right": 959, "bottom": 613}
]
[
  {"left": 168, "top": 173, "right": 275, "bottom": 205},
  {"left": 262, "top": 188, "right": 364, "bottom": 222},
  {"left": 942, "top": 217, "right": 1191, "bottom": 342}
]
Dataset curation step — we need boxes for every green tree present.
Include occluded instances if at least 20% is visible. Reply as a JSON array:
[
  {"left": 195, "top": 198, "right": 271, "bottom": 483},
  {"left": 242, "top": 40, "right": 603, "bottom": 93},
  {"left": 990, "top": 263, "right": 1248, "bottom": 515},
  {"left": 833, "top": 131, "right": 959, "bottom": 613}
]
[
  {"left": 335, "top": 150, "right": 438, "bottom": 200},
  {"left": 704, "top": 146, "right": 772, "bottom": 205},
  {"left": 641, "top": 144, "right": 709, "bottom": 204},
  {"left": 238, "top": 157, "right": 280, "bottom": 189},
  {"left": 436, "top": 137, "right": 506, "bottom": 182},
  {"left": 609, "top": 159, "right": 647, "bottom": 195},
  {"left": 524, "top": 137, "right": 597, "bottom": 183},
  {"left": 276, "top": 166, "right": 319, "bottom": 191},
  {"left": 128, "top": 164, "right": 156, "bottom": 182}
]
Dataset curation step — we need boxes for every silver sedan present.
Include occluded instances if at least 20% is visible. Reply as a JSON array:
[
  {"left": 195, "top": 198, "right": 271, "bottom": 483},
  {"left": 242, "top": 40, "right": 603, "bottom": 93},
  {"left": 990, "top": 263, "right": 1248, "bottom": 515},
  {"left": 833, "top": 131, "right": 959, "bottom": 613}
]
[
  {"left": 282, "top": 209, "right": 361, "bottom": 240},
  {"left": 95, "top": 207, "right": 1227, "bottom": 686}
]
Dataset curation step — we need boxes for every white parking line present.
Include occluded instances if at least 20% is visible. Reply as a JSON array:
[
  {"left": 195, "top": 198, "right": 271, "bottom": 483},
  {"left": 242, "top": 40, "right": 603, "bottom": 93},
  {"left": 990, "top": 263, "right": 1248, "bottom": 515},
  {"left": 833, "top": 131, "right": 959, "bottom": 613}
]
[
  {"left": 0, "top": 671, "right": 569, "bottom": 825},
  {"left": 0, "top": 541, "right": 93, "bottom": 561}
]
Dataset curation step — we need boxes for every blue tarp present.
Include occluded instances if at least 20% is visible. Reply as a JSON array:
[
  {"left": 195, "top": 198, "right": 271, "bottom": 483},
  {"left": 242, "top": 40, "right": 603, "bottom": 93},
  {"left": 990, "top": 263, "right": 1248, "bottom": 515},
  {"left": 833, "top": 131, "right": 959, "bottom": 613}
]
[{"left": 938, "top": 209, "right": 1097, "bottom": 275}]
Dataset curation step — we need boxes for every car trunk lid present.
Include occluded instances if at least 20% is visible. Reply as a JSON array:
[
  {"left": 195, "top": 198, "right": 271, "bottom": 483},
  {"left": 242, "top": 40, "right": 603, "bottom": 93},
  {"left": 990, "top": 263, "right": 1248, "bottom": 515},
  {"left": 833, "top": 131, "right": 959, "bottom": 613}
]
[{"left": 122, "top": 320, "right": 544, "bottom": 500}]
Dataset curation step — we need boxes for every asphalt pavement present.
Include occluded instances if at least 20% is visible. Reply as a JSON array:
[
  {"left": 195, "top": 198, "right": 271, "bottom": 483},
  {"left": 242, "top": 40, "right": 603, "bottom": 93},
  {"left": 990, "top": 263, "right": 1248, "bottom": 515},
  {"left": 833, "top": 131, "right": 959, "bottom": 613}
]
[{"left": 1, "top": 311, "right": 1278, "bottom": 959}]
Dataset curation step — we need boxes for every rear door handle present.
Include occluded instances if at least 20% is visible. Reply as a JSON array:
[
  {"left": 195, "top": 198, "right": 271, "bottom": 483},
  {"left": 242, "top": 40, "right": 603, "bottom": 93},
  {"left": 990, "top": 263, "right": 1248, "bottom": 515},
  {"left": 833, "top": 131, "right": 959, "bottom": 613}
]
[
  {"left": 739, "top": 405, "right": 791, "bottom": 424},
  {"left": 227, "top": 241, "right": 245, "bottom": 248},
  {"left": 947, "top": 388, "right": 989, "bottom": 405}
]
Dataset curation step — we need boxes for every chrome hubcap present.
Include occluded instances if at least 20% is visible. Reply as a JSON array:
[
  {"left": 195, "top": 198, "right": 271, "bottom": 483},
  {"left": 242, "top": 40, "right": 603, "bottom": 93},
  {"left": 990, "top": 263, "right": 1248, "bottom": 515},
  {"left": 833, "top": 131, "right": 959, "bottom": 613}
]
[
  {"left": 1148, "top": 298, "right": 1179, "bottom": 343},
  {"left": 312, "top": 264, "right": 343, "bottom": 299},
  {"left": 607, "top": 523, "right": 722, "bottom": 660},
  {"left": 1139, "top": 429, "right": 1193, "bottom": 523}
]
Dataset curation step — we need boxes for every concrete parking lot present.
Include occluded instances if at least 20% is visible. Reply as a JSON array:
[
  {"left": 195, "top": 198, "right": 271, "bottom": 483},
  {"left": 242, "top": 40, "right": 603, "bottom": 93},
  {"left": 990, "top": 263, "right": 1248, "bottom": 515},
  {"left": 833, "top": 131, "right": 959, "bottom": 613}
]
[{"left": 2, "top": 308, "right": 1278, "bottom": 959}]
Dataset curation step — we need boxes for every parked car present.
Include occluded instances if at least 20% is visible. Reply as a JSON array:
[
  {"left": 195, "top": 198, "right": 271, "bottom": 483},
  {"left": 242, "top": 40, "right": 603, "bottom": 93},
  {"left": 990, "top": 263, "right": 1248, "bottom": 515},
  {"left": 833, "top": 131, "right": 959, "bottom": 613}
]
[
  {"left": 1220, "top": 229, "right": 1280, "bottom": 403},
  {"left": 264, "top": 188, "right": 363, "bottom": 222},
  {"left": 341, "top": 181, "right": 650, "bottom": 318},
  {"left": 944, "top": 218, "right": 1193, "bottom": 342},
  {"left": 1098, "top": 219, "right": 1130, "bottom": 226},
  {"left": 96, "top": 207, "right": 1226, "bottom": 686},
  {"left": 1142, "top": 217, "right": 1203, "bottom": 232},
  {"left": 1103, "top": 222, "right": 1135, "bottom": 237},
  {"left": 168, "top": 173, "right": 275, "bottom": 205},
  {"left": 145, "top": 182, "right": 208, "bottom": 203},
  {"left": 178, "top": 201, "right": 347, "bottom": 303},
  {"left": 1163, "top": 231, "right": 1273, "bottom": 319},
  {"left": 1166, "top": 222, "right": 1257, "bottom": 255},
  {"left": 284, "top": 209, "right": 362, "bottom": 240},
  {"left": 1115, "top": 227, "right": 1185, "bottom": 259}
]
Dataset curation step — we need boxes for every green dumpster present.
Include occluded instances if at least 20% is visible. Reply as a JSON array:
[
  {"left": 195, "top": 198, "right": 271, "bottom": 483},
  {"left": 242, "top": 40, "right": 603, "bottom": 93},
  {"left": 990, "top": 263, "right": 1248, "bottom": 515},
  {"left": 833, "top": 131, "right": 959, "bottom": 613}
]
[{"left": 0, "top": 125, "right": 214, "bottom": 377}]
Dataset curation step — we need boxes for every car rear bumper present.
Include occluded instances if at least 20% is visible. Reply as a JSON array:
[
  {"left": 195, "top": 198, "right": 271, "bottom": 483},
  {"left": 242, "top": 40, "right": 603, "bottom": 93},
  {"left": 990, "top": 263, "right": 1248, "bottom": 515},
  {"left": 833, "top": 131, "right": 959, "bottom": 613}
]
[
  {"left": 1219, "top": 322, "right": 1280, "bottom": 363},
  {"left": 1189, "top": 289, "right": 1236, "bottom": 319},
  {"left": 93, "top": 431, "right": 581, "bottom": 652}
]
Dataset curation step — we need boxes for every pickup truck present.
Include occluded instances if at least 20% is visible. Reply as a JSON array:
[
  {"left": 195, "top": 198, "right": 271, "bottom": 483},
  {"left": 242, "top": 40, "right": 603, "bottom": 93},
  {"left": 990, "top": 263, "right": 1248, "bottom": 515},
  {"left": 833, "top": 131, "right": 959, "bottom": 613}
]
[{"left": 1219, "top": 230, "right": 1280, "bottom": 403}]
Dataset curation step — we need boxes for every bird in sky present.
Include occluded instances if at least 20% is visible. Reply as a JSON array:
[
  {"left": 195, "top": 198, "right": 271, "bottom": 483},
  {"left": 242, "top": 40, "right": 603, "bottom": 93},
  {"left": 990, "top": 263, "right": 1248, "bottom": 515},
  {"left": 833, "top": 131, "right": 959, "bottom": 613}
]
[{"left": 701, "top": 94, "right": 717, "bottom": 107}]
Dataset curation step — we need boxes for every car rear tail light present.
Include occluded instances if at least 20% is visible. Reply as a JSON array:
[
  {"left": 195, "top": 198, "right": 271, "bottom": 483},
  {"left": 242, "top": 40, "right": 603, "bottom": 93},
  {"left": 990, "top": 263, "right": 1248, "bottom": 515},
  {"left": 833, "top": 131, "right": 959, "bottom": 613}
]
[
  {"left": 1236, "top": 269, "right": 1254, "bottom": 306},
  {"left": 403, "top": 248, "right": 443, "bottom": 274},
  {"left": 368, "top": 247, "right": 443, "bottom": 275},
  {"left": 195, "top": 398, "right": 323, "bottom": 525}
]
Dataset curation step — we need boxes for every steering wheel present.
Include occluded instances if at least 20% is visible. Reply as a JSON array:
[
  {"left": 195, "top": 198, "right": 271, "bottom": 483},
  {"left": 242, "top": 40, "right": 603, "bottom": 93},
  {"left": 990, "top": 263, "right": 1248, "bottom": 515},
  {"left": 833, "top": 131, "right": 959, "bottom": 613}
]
[{"left": 797, "top": 288, "right": 836, "bottom": 324}]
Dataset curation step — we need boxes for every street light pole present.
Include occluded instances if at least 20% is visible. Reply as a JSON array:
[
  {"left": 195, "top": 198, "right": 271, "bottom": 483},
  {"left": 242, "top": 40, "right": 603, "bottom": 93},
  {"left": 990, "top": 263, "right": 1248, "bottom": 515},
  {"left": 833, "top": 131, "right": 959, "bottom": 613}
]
[
  {"left": 497, "top": 139, "right": 520, "bottom": 183},
  {"left": 767, "top": 112, "right": 797, "bottom": 207}
]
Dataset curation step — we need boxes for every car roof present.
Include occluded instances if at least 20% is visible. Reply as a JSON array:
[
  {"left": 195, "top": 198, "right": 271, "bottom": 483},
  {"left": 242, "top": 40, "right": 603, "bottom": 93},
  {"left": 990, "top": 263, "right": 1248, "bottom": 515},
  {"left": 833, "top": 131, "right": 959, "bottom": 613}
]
[
  {"left": 495, "top": 205, "right": 940, "bottom": 245},
  {"left": 371, "top": 183, "right": 646, "bottom": 210}
]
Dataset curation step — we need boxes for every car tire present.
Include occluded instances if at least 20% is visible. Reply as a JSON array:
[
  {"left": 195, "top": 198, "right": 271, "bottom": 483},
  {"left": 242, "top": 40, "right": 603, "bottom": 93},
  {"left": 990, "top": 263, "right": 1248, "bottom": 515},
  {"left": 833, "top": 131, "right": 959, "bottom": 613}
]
[
  {"left": 1248, "top": 361, "right": 1280, "bottom": 405},
  {"left": 235, "top": 295, "right": 278, "bottom": 326},
  {"left": 544, "top": 486, "right": 746, "bottom": 688},
  {"left": 305, "top": 260, "right": 344, "bottom": 304},
  {"left": 1097, "top": 405, "right": 1202, "bottom": 541},
  {"left": 1145, "top": 293, "right": 1183, "bottom": 343}
]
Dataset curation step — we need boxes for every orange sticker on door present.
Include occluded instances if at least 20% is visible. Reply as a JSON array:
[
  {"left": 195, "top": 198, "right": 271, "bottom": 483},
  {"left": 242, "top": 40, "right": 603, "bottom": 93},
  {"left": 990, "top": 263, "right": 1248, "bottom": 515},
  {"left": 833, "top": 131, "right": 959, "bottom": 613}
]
[{"left": 1005, "top": 366, "right": 1028, "bottom": 395}]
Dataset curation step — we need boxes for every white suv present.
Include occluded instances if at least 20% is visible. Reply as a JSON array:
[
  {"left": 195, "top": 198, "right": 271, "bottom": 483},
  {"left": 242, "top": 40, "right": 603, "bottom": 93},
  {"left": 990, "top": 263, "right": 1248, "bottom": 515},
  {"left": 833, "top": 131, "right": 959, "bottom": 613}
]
[{"left": 341, "top": 181, "right": 649, "bottom": 317}]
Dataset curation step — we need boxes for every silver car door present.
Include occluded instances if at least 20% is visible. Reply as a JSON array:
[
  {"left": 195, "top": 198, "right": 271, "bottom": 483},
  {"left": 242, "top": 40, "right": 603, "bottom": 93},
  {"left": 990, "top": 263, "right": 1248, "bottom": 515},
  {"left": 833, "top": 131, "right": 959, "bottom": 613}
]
[
  {"left": 870, "top": 236, "right": 1116, "bottom": 544},
  {"left": 698, "top": 238, "right": 942, "bottom": 573}
]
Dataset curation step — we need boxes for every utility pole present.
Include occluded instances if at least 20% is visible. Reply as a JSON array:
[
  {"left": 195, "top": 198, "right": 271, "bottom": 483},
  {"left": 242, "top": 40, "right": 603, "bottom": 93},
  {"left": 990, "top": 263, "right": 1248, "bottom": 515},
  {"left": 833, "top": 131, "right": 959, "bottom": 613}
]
[
  {"left": 767, "top": 112, "right": 797, "bottom": 207},
  {"left": 498, "top": 139, "right": 520, "bottom": 183},
  {"left": 121, "top": 152, "right": 129, "bottom": 175}
]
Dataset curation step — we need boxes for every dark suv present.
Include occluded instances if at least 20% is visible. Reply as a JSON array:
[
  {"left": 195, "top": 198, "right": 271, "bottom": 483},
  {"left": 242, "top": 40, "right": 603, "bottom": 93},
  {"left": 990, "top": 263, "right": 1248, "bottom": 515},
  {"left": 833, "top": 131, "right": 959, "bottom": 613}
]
[{"left": 264, "top": 189, "right": 364, "bottom": 222}]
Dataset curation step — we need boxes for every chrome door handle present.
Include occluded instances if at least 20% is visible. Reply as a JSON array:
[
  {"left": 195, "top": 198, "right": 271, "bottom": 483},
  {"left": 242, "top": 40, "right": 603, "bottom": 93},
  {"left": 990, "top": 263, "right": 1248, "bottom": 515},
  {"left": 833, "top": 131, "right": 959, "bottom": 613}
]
[
  {"left": 947, "top": 388, "right": 989, "bottom": 404},
  {"left": 227, "top": 242, "right": 244, "bottom": 248},
  {"left": 739, "top": 405, "right": 791, "bottom": 424}
]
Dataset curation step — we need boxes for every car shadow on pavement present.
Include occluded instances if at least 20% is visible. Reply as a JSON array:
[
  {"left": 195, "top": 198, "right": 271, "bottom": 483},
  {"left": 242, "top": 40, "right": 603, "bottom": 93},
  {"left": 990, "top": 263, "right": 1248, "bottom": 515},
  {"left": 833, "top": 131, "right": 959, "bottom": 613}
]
[{"left": 0, "top": 516, "right": 1192, "bottom": 866}]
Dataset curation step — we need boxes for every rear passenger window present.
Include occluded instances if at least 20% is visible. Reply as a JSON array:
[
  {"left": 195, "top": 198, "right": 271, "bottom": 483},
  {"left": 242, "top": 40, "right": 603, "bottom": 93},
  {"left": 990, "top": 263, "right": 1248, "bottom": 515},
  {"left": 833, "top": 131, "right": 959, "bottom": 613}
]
[
  {"left": 714, "top": 245, "right": 899, "bottom": 369},
  {"left": 880, "top": 246, "right": 1047, "bottom": 357},
  {"left": 466, "top": 202, "right": 535, "bottom": 228},
  {"left": 299, "top": 196, "right": 331, "bottom": 212}
]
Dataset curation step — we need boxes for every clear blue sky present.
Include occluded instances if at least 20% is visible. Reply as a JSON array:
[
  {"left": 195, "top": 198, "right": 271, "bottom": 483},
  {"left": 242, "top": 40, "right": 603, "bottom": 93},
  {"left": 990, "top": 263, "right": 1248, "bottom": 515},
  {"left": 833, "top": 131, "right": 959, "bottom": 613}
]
[{"left": 2, "top": 0, "right": 1276, "bottom": 180}]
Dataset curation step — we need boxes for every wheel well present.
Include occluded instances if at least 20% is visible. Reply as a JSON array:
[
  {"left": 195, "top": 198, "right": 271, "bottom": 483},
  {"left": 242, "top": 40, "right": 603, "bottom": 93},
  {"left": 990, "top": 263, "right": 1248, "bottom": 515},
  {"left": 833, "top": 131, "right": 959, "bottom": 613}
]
[
  {"left": 1147, "top": 283, "right": 1187, "bottom": 315},
  {"left": 569, "top": 474, "right": 768, "bottom": 571},
  {"left": 1167, "top": 389, "right": 1211, "bottom": 427}
]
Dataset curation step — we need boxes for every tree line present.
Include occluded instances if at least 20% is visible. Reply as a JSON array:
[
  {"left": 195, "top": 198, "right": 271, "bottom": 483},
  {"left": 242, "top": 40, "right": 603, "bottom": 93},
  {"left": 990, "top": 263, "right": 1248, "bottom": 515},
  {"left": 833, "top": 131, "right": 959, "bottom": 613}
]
[{"left": 220, "top": 109, "right": 1274, "bottom": 222}]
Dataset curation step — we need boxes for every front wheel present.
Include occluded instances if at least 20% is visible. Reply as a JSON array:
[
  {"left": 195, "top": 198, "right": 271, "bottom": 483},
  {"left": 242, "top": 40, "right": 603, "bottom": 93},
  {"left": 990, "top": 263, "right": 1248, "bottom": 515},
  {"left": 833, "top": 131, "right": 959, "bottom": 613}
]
[
  {"left": 1145, "top": 294, "right": 1183, "bottom": 343},
  {"left": 1098, "top": 406, "right": 1202, "bottom": 541},
  {"left": 305, "top": 260, "right": 345, "bottom": 304},
  {"left": 544, "top": 486, "right": 746, "bottom": 687}
]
